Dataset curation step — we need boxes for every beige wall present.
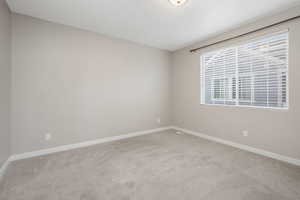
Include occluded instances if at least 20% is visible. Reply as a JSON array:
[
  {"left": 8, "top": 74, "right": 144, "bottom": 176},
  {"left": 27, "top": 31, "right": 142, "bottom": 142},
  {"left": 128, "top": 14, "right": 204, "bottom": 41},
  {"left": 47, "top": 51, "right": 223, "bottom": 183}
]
[
  {"left": 171, "top": 7, "right": 300, "bottom": 160},
  {"left": 8, "top": 6, "right": 300, "bottom": 161},
  {"left": 11, "top": 14, "right": 171, "bottom": 154},
  {"left": 0, "top": 0, "right": 11, "bottom": 166}
]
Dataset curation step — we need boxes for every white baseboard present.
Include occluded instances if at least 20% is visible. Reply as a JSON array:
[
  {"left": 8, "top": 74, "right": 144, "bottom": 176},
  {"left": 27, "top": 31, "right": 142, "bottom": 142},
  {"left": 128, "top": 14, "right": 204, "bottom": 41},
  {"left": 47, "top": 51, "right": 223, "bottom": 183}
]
[
  {"left": 3, "top": 125, "right": 299, "bottom": 181},
  {"left": 0, "top": 157, "right": 12, "bottom": 181},
  {"left": 172, "top": 126, "right": 300, "bottom": 167},
  {"left": 10, "top": 126, "right": 173, "bottom": 162}
]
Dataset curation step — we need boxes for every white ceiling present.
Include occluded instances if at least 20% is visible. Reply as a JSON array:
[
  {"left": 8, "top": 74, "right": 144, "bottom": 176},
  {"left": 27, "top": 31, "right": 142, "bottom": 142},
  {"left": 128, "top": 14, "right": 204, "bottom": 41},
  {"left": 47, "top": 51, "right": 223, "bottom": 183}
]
[{"left": 7, "top": 0, "right": 300, "bottom": 51}]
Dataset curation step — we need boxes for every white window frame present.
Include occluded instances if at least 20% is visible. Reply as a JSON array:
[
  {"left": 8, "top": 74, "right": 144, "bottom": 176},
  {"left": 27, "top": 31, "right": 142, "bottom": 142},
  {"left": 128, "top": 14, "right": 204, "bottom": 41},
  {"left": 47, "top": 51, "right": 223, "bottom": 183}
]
[{"left": 200, "top": 30, "right": 289, "bottom": 110}]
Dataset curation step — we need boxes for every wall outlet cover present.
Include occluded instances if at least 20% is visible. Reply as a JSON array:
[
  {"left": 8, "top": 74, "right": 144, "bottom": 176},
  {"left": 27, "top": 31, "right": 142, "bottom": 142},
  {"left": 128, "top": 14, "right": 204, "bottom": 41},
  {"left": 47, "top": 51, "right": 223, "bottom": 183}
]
[
  {"left": 242, "top": 130, "right": 249, "bottom": 137},
  {"left": 45, "top": 133, "right": 52, "bottom": 141},
  {"left": 156, "top": 118, "right": 161, "bottom": 124}
]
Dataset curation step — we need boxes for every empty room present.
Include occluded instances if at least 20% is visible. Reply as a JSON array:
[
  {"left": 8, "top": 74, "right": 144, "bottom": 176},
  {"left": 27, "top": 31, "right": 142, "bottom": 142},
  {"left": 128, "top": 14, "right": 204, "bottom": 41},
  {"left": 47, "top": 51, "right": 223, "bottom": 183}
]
[{"left": 1, "top": 0, "right": 300, "bottom": 199}]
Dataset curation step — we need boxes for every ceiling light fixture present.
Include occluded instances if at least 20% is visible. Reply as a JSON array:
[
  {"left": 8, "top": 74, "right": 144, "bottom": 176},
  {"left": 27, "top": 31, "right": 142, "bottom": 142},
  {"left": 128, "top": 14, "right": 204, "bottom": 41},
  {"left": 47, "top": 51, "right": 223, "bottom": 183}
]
[{"left": 169, "top": 0, "right": 188, "bottom": 7}]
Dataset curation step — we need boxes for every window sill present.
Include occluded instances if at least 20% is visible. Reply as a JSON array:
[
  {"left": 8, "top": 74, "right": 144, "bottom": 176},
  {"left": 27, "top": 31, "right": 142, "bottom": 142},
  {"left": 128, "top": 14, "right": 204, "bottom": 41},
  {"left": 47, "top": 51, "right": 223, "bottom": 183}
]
[{"left": 200, "top": 103, "right": 289, "bottom": 111}]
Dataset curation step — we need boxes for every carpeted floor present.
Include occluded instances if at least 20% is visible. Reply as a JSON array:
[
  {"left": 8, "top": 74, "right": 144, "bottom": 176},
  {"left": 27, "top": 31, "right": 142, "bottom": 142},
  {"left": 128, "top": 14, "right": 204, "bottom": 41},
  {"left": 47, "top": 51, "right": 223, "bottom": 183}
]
[{"left": 1, "top": 129, "right": 300, "bottom": 200}]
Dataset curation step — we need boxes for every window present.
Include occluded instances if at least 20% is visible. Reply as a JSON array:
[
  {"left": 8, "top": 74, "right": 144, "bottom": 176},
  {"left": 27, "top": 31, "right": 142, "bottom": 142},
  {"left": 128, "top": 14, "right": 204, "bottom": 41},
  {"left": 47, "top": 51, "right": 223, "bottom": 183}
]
[{"left": 201, "top": 31, "right": 289, "bottom": 109}]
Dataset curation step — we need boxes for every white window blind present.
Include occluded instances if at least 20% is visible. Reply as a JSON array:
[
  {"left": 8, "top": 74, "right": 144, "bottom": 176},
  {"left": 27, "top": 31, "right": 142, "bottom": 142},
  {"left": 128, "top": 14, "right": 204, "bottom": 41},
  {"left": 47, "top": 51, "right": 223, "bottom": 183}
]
[{"left": 201, "top": 31, "right": 288, "bottom": 109}]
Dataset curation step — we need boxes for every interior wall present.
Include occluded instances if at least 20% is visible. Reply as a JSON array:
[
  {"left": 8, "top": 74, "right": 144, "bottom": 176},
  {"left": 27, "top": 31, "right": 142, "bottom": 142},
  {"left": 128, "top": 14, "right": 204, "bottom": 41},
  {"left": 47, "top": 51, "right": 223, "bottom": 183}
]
[
  {"left": 11, "top": 14, "right": 171, "bottom": 154},
  {"left": 0, "top": 0, "right": 11, "bottom": 167},
  {"left": 171, "top": 7, "right": 300, "bottom": 160}
]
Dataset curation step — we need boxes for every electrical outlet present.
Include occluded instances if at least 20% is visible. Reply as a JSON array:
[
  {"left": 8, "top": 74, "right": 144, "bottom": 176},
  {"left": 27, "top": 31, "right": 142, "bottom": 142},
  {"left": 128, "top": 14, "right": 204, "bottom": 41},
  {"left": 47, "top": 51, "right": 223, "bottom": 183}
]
[
  {"left": 156, "top": 117, "right": 161, "bottom": 124},
  {"left": 45, "top": 133, "right": 52, "bottom": 141},
  {"left": 242, "top": 130, "right": 249, "bottom": 137}
]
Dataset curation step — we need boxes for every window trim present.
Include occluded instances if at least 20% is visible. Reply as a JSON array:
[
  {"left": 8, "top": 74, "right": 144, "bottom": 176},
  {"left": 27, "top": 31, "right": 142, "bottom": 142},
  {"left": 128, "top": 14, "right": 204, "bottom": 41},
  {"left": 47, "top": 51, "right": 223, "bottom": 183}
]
[{"left": 200, "top": 30, "right": 289, "bottom": 110}]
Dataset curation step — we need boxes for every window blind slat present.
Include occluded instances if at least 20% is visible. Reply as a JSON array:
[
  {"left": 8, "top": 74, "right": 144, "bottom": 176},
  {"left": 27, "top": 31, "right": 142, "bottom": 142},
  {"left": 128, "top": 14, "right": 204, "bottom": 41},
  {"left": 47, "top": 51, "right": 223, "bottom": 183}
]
[{"left": 201, "top": 31, "right": 288, "bottom": 109}]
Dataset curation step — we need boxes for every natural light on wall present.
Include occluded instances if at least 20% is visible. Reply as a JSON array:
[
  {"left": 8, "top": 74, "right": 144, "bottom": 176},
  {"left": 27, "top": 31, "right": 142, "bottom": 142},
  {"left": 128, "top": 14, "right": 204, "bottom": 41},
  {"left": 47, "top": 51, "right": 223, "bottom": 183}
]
[{"left": 200, "top": 31, "right": 289, "bottom": 109}]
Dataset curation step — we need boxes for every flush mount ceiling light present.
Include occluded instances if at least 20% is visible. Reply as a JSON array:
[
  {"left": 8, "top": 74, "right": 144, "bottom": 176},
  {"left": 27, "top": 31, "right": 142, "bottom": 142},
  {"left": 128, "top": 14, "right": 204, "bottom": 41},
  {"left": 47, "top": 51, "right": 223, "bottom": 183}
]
[{"left": 169, "top": 0, "right": 188, "bottom": 7}]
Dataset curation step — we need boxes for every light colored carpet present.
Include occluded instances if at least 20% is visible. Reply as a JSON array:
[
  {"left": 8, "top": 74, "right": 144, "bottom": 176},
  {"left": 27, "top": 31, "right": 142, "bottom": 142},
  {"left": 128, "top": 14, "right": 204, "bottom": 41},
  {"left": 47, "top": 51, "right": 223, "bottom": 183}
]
[{"left": 1, "top": 130, "right": 300, "bottom": 200}]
